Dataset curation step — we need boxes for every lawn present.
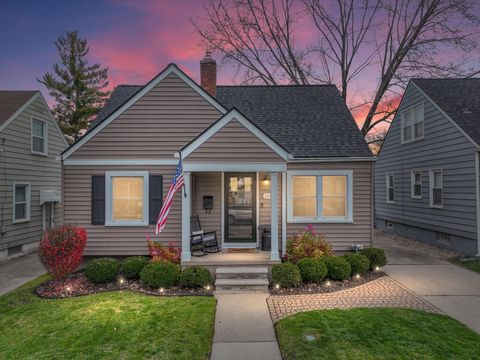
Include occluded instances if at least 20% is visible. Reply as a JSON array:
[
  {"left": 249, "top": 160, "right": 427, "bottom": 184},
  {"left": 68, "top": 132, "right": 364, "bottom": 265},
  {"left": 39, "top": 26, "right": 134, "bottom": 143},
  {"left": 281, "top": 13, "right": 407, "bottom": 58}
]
[
  {"left": 0, "top": 275, "right": 216, "bottom": 360},
  {"left": 276, "top": 308, "right": 480, "bottom": 360},
  {"left": 450, "top": 257, "right": 480, "bottom": 274}
]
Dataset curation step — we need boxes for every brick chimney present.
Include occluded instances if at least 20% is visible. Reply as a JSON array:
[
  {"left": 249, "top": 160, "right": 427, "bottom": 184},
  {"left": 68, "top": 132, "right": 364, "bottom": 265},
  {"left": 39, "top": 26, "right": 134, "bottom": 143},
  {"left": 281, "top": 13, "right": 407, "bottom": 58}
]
[{"left": 200, "top": 51, "right": 217, "bottom": 97}]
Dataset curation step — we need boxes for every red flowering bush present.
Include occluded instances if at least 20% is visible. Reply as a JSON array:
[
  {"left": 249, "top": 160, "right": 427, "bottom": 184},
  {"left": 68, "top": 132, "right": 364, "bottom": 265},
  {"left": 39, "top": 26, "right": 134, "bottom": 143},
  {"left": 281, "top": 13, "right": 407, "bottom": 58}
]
[
  {"left": 285, "top": 225, "right": 333, "bottom": 263},
  {"left": 146, "top": 236, "right": 181, "bottom": 264},
  {"left": 39, "top": 225, "right": 87, "bottom": 279}
]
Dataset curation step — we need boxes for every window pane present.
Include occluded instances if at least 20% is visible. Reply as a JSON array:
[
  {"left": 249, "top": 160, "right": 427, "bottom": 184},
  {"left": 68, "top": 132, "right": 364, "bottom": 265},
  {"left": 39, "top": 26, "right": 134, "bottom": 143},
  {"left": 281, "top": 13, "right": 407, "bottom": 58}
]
[
  {"left": 414, "top": 184, "right": 421, "bottom": 197},
  {"left": 323, "top": 176, "right": 346, "bottom": 196},
  {"left": 292, "top": 196, "right": 316, "bottom": 217},
  {"left": 414, "top": 172, "right": 421, "bottom": 183},
  {"left": 388, "top": 188, "right": 394, "bottom": 202},
  {"left": 32, "top": 136, "right": 45, "bottom": 153},
  {"left": 112, "top": 177, "right": 144, "bottom": 221},
  {"left": 433, "top": 172, "right": 442, "bottom": 187},
  {"left": 414, "top": 122, "right": 424, "bottom": 138},
  {"left": 433, "top": 188, "right": 442, "bottom": 205},
  {"left": 15, "top": 203, "right": 26, "bottom": 219},
  {"left": 403, "top": 126, "right": 412, "bottom": 141},
  {"left": 32, "top": 120, "right": 44, "bottom": 137},
  {"left": 403, "top": 110, "right": 412, "bottom": 125},
  {"left": 15, "top": 186, "right": 26, "bottom": 202},
  {"left": 388, "top": 175, "right": 394, "bottom": 188},
  {"left": 323, "top": 197, "right": 346, "bottom": 217},
  {"left": 414, "top": 105, "right": 423, "bottom": 123},
  {"left": 292, "top": 176, "right": 316, "bottom": 196}
]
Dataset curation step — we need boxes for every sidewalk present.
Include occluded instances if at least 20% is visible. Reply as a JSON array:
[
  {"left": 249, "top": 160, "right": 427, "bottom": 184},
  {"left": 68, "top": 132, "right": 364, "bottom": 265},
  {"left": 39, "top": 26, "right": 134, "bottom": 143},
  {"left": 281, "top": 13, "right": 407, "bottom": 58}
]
[
  {"left": 0, "top": 253, "right": 45, "bottom": 296},
  {"left": 374, "top": 231, "right": 480, "bottom": 333},
  {"left": 211, "top": 292, "right": 281, "bottom": 360}
]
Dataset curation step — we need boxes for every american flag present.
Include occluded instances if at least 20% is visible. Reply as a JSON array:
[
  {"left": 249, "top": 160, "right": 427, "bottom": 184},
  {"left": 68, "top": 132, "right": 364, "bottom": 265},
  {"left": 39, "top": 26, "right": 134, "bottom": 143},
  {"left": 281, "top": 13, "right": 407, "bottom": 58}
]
[{"left": 156, "top": 158, "right": 185, "bottom": 234}]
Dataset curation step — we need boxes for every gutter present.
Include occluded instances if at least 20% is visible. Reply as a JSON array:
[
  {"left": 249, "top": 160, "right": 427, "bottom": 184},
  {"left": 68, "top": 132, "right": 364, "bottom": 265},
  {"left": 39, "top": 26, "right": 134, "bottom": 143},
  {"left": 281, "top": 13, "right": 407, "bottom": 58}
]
[{"left": 476, "top": 151, "right": 480, "bottom": 257}]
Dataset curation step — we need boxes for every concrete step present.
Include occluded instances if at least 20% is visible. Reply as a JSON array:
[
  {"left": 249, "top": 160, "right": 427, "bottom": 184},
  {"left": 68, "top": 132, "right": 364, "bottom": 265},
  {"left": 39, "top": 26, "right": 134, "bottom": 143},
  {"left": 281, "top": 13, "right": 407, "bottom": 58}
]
[
  {"left": 214, "top": 278, "right": 270, "bottom": 293},
  {"left": 215, "top": 266, "right": 268, "bottom": 280}
]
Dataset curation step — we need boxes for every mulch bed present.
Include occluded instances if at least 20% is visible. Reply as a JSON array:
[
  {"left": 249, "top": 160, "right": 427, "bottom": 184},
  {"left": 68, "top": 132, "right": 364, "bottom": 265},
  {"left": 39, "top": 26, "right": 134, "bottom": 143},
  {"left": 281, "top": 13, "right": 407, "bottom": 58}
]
[
  {"left": 270, "top": 271, "right": 385, "bottom": 295},
  {"left": 35, "top": 272, "right": 214, "bottom": 299}
]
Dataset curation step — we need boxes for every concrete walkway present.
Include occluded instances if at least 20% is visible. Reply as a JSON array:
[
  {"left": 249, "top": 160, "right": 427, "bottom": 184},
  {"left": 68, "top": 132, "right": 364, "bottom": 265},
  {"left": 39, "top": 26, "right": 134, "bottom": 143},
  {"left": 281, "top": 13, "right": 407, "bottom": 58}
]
[
  {"left": 0, "top": 253, "right": 45, "bottom": 296},
  {"left": 211, "top": 292, "right": 282, "bottom": 360},
  {"left": 374, "top": 231, "right": 480, "bottom": 333}
]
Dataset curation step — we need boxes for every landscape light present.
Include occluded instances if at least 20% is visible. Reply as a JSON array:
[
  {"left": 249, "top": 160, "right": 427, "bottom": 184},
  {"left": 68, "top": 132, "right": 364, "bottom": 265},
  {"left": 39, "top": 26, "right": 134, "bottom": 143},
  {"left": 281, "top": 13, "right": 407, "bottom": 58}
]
[
  {"left": 159, "top": 287, "right": 165, "bottom": 293},
  {"left": 275, "top": 284, "right": 280, "bottom": 290},
  {"left": 355, "top": 274, "right": 360, "bottom": 279},
  {"left": 375, "top": 266, "right": 381, "bottom": 271},
  {"left": 117, "top": 276, "right": 126, "bottom": 285},
  {"left": 205, "top": 285, "right": 211, "bottom": 291},
  {"left": 65, "top": 286, "right": 72, "bottom": 292},
  {"left": 325, "top": 281, "right": 331, "bottom": 286}
]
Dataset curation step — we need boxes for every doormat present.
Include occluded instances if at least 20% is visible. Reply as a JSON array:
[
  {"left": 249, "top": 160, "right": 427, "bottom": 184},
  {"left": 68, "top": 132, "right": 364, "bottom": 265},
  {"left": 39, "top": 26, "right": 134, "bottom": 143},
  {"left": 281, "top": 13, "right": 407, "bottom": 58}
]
[{"left": 226, "top": 248, "right": 257, "bottom": 253}]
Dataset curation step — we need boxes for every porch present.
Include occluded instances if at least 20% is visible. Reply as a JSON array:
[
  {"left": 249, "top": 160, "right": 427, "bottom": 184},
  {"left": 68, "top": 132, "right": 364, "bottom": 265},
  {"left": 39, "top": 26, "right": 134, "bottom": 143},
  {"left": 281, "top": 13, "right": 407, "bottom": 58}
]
[{"left": 182, "top": 250, "right": 279, "bottom": 266}]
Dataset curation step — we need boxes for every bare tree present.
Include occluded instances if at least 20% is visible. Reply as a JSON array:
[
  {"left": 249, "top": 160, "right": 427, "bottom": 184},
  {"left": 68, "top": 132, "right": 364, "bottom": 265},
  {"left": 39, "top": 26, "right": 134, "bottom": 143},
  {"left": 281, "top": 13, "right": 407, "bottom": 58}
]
[{"left": 365, "top": 127, "right": 388, "bottom": 155}]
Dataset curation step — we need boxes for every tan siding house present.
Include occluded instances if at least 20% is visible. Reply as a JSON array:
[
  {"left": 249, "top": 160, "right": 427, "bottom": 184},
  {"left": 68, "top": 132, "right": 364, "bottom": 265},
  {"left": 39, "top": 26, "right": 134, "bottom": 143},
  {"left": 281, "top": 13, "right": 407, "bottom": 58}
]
[{"left": 60, "top": 59, "right": 374, "bottom": 263}]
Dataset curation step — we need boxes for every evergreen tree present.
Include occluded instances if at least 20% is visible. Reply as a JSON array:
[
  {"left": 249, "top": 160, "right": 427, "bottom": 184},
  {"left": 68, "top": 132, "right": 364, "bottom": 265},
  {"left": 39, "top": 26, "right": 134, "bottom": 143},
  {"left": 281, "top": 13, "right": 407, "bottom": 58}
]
[{"left": 38, "top": 31, "right": 110, "bottom": 143}]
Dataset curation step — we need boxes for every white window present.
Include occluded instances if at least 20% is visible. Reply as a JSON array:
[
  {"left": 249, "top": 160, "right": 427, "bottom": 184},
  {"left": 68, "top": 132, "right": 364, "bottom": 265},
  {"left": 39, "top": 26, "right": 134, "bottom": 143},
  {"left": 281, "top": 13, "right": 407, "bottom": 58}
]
[
  {"left": 401, "top": 103, "right": 424, "bottom": 143},
  {"left": 13, "top": 183, "right": 30, "bottom": 223},
  {"left": 106, "top": 171, "right": 149, "bottom": 226},
  {"left": 288, "top": 171, "right": 352, "bottom": 223},
  {"left": 429, "top": 169, "right": 443, "bottom": 208},
  {"left": 386, "top": 174, "right": 394, "bottom": 203},
  {"left": 31, "top": 118, "right": 47, "bottom": 155},
  {"left": 411, "top": 171, "right": 422, "bottom": 199}
]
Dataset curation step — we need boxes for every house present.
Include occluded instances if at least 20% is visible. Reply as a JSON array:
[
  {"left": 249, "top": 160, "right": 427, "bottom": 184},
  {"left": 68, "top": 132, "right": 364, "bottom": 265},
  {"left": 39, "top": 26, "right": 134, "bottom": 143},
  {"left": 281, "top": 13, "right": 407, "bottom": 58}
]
[
  {"left": 375, "top": 78, "right": 480, "bottom": 256},
  {"left": 59, "top": 53, "right": 374, "bottom": 265},
  {"left": 0, "top": 91, "right": 68, "bottom": 261}
]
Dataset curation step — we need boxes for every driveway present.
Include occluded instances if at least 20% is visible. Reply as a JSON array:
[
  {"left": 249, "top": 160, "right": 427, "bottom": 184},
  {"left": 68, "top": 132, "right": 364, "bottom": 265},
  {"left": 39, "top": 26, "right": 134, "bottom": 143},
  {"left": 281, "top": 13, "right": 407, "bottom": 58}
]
[
  {"left": 374, "top": 231, "right": 480, "bottom": 333},
  {"left": 0, "top": 253, "right": 45, "bottom": 296}
]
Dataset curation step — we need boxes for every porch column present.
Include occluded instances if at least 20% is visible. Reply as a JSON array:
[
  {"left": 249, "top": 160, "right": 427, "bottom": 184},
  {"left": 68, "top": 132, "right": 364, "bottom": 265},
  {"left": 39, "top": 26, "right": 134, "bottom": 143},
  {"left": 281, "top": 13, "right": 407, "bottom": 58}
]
[
  {"left": 181, "top": 171, "right": 192, "bottom": 262},
  {"left": 270, "top": 172, "right": 280, "bottom": 260}
]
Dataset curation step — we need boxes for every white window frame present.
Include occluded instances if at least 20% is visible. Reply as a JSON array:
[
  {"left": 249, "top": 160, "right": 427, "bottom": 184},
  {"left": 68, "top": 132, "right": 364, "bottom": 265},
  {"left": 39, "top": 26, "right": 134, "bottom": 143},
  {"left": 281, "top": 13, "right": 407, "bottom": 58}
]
[
  {"left": 411, "top": 170, "right": 422, "bottom": 199},
  {"left": 429, "top": 169, "right": 443, "bottom": 209},
  {"left": 287, "top": 170, "right": 353, "bottom": 223},
  {"left": 31, "top": 117, "right": 48, "bottom": 156},
  {"left": 386, "top": 173, "right": 395, "bottom": 203},
  {"left": 401, "top": 102, "right": 424, "bottom": 144},
  {"left": 12, "top": 182, "right": 31, "bottom": 223},
  {"left": 105, "top": 171, "right": 149, "bottom": 226}
]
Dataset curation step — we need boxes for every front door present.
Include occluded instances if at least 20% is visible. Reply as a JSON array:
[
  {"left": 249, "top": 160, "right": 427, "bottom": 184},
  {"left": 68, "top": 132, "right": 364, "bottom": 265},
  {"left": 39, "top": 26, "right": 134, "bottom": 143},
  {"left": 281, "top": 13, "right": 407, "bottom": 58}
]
[{"left": 225, "top": 173, "right": 256, "bottom": 243}]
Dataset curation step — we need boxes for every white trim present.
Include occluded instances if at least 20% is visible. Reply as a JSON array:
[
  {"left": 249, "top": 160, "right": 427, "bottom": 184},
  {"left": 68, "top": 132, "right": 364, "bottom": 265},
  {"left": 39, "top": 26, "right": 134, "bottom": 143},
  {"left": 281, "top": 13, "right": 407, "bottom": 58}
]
[
  {"left": 410, "top": 170, "right": 422, "bottom": 199},
  {"left": 475, "top": 152, "right": 480, "bottom": 257},
  {"left": 184, "top": 163, "right": 286, "bottom": 172},
  {"left": 401, "top": 102, "right": 424, "bottom": 144},
  {"left": 42, "top": 201, "right": 55, "bottom": 232},
  {"left": 61, "top": 64, "right": 227, "bottom": 160},
  {"left": 36, "top": 92, "right": 69, "bottom": 147},
  {"left": 386, "top": 173, "right": 395, "bottom": 204},
  {"left": 281, "top": 171, "right": 287, "bottom": 256},
  {"left": 31, "top": 117, "right": 48, "bottom": 156},
  {"left": 256, "top": 172, "right": 260, "bottom": 248},
  {"left": 0, "top": 93, "right": 37, "bottom": 133},
  {"left": 105, "top": 171, "right": 149, "bottom": 226},
  {"left": 182, "top": 108, "right": 290, "bottom": 161},
  {"left": 222, "top": 243, "right": 258, "bottom": 249},
  {"left": 286, "top": 170, "right": 353, "bottom": 223},
  {"left": 290, "top": 157, "right": 376, "bottom": 162},
  {"left": 221, "top": 172, "right": 225, "bottom": 247},
  {"left": 270, "top": 172, "right": 280, "bottom": 260},
  {"left": 412, "top": 82, "right": 480, "bottom": 149},
  {"left": 12, "top": 182, "right": 31, "bottom": 223},
  {"left": 64, "top": 158, "right": 178, "bottom": 166},
  {"left": 181, "top": 172, "right": 192, "bottom": 261},
  {"left": 429, "top": 169, "right": 444, "bottom": 209}
]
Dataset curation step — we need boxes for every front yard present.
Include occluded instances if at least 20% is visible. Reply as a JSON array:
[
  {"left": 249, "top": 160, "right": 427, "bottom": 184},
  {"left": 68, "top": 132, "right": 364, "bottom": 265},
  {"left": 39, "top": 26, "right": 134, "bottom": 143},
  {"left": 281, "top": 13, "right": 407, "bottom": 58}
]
[
  {"left": 0, "top": 275, "right": 216, "bottom": 360},
  {"left": 450, "top": 257, "right": 480, "bottom": 274},
  {"left": 276, "top": 308, "right": 480, "bottom": 359}
]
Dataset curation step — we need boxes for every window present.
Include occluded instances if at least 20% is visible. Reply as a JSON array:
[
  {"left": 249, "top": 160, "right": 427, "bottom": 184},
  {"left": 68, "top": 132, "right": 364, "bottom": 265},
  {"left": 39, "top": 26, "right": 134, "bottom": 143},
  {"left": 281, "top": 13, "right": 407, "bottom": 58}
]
[
  {"left": 411, "top": 171, "right": 422, "bottom": 199},
  {"left": 106, "top": 171, "right": 149, "bottom": 226},
  {"left": 288, "top": 171, "right": 352, "bottom": 222},
  {"left": 13, "top": 183, "right": 30, "bottom": 223},
  {"left": 429, "top": 169, "right": 443, "bottom": 208},
  {"left": 401, "top": 103, "right": 424, "bottom": 143},
  {"left": 31, "top": 118, "right": 47, "bottom": 155},
  {"left": 386, "top": 174, "right": 394, "bottom": 203}
]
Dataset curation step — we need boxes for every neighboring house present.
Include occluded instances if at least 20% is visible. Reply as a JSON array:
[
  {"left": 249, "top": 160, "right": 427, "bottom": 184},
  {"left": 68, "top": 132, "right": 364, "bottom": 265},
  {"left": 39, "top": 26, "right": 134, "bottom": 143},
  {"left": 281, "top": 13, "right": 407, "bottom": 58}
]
[
  {"left": 59, "top": 54, "right": 374, "bottom": 264},
  {"left": 0, "top": 91, "right": 68, "bottom": 261},
  {"left": 375, "top": 78, "right": 480, "bottom": 256}
]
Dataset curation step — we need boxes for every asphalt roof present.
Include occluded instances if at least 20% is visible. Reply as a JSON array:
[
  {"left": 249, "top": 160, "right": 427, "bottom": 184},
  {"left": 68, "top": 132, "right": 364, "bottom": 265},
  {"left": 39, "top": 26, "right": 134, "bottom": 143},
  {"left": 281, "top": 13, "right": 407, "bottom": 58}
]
[
  {"left": 92, "top": 83, "right": 372, "bottom": 158},
  {"left": 0, "top": 91, "right": 37, "bottom": 126},
  {"left": 413, "top": 78, "right": 480, "bottom": 146}
]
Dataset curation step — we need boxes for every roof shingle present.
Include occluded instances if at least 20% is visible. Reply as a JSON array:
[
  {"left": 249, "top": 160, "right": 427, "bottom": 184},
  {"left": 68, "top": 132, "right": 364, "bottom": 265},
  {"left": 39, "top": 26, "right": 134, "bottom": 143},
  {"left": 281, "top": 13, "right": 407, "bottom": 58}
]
[{"left": 0, "top": 91, "right": 37, "bottom": 126}]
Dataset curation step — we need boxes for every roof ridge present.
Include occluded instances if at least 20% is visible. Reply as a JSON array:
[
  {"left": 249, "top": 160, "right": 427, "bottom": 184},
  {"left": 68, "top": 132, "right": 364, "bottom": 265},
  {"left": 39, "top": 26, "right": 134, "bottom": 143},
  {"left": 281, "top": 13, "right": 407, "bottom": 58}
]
[{"left": 217, "top": 84, "right": 336, "bottom": 87}]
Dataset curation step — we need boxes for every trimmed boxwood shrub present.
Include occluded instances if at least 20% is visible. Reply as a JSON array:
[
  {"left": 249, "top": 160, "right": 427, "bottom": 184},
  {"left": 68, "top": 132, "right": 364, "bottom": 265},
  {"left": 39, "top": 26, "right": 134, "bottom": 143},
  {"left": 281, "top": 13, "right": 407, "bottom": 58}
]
[
  {"left": 121, "top": 256, "right": 149, "bottom": 279},
  {"left": 272, "top": 262, "right": 301, "bottom": 288},
  {"left": 324, "top": 256, "right": 351, "bottom": 280},
  {"left": 343, "top": 253, "right": 370, "bottom": 276},
  {"left": 297, "top": 258, "right": 327, "bottom": 283},
  {"left": 360, "top": 248, "right": 387, "bottom": 270},
  {"left": 84, "top": 257, "right": 119, "bottom": 283},
  {"left": 140, "top": 262, "right": 181, "bottom": 288},
  {"left": 179, "top": 266, "right": 212, "bottom": 288}
]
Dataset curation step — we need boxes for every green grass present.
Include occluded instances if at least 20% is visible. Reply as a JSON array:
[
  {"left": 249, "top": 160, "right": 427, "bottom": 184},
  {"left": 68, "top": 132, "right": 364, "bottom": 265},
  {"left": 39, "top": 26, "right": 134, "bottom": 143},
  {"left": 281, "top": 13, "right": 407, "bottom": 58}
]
[
  {"left": 0, "top": 275, "right": 216, "bottom": 359},
  {"left": 276, "top": 308, "right": 480, "bottom": 360},
  {"left": 450, "top": 256, "right": 480, "bottom": 274}
]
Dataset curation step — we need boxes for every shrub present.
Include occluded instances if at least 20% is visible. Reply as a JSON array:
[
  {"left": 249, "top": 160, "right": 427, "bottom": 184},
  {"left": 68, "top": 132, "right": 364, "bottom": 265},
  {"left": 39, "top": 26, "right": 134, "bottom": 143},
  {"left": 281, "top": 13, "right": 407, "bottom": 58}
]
[
  {"left": 84, "top": 258, "right": 120, "bottom": 283},
  {"left": 324, "top": 256, "right": 351, "bottom": 280},
  {"left": 343, "top": 253, "right": 370, "bottom": 276},
  {"left": 179, "top": 266, "right": 212, "bottom": 288},
  {"left": 360, "top": 248, "right": 387, "bottom": 270},
  {"left": 121, "top": 256, "right": 149, "bottom": 279},
  {"left": 285, "top": 225, "right": 333, "bottom": 263},
  {"left": 39, "top": 225, "right": 87, "bottom": 279},
  {"left": 140, "top": 262, "right": 181, "bottom": 288},
  {"left": 146, "top": 237, "right": 181, "bottom": 264},
  {"left": 297, "top": 258, "right": 327, "bottom": 283},
  {"left": 272, "top": 262, "right": 301, "bottom": 288}
]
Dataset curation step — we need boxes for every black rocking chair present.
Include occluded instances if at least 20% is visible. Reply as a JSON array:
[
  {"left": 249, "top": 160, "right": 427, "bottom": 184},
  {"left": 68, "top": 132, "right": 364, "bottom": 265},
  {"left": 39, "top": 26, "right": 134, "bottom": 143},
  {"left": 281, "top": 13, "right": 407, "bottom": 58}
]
[{"left": 190, "top": 215, "right": 220, "bottom": 256}]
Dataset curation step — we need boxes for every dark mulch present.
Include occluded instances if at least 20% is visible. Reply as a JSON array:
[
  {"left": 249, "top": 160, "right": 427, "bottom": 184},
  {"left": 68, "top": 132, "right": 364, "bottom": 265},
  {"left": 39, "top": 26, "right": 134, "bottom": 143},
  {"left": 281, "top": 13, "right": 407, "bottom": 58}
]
[
  {"left": 35, "top": 272, "right": 213, "bottom": 299},
  {"left": 270, "top": 271, "right": 385, "bottom": 295}
]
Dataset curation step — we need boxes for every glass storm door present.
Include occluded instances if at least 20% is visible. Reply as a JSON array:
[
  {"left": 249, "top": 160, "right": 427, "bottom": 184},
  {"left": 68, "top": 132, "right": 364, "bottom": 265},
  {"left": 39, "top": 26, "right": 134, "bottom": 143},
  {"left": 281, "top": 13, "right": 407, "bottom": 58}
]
[{"left": 225, "top": 173, "right": 256, "bottom": 243}]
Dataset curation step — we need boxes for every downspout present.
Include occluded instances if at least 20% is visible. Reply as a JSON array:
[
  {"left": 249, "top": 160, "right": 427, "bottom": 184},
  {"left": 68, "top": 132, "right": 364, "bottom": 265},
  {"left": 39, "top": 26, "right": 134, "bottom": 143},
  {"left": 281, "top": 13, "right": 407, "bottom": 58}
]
[{"left": 476, "top": 151, "right": 480, "bottom": 257}]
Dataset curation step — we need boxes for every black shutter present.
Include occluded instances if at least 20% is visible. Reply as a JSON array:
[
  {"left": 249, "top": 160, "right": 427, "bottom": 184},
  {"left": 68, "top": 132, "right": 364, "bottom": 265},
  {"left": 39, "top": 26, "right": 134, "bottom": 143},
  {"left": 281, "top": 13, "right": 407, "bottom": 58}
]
[
  {"left": 149, "top": 175, "right": 163, "bottom": 224},
  {"left": 91, "top": 175, "right": 105, "bottom": 225}
]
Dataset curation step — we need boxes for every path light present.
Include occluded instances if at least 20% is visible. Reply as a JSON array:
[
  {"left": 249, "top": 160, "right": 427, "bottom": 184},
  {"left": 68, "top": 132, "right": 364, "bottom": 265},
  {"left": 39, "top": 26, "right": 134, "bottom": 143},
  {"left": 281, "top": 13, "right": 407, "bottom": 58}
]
[
  {"left": 355, "top": 274, "right": 360, "bottom": 279},
  {"left": 117, "top": 276, "right": 126, "bottom": 286},
  {"left": 65, "top": 286, "right": 72, "bottom": 293},
  {"left": 159, "top": 287, "right": 165, "bottom": 293},
  {"left": 275, "top": 284, "right": 280, "bottom": 290},
  {"left": 375, "top": 266, "right": 381, "bottom": 271},
  {"left": 325, "top": 281, "right": 331, "bottom": 287},
  {"left": 205, "top": 285, "right": 211, "bottom": 291}
]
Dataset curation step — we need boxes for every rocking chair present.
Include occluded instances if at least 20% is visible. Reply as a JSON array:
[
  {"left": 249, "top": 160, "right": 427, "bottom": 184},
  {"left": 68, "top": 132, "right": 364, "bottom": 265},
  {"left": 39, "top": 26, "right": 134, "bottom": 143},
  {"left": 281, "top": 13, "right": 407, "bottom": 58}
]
[{"left": 190, "top": 215, "right": 220, "bottom": 256}]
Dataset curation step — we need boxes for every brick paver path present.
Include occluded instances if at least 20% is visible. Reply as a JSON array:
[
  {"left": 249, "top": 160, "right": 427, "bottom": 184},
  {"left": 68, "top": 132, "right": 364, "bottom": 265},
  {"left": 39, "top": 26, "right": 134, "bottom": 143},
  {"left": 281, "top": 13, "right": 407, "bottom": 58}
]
[{"left": 267, "top": 276, "right": 440, "bottom": 322}]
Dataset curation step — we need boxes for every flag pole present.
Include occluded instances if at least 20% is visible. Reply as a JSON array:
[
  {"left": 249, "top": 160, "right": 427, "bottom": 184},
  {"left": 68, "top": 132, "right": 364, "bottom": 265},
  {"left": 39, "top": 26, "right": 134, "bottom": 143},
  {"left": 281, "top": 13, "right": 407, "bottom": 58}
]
[{"left": 180, "top": 151, "right": 187, "bottom": 198}]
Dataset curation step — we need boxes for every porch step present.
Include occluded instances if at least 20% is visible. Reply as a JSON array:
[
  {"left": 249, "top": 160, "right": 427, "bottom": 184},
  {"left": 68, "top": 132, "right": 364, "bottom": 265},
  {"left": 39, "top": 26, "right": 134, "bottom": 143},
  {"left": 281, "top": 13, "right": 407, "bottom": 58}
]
[
  {"left": 214, "top": 278, "right": 270, "bottom": 293},
  {"left": 215, "top": 266, "right": 268, "bottom": 280},
  {"left": 214, "top": 266, "right": 270, "bottom": 292}
]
